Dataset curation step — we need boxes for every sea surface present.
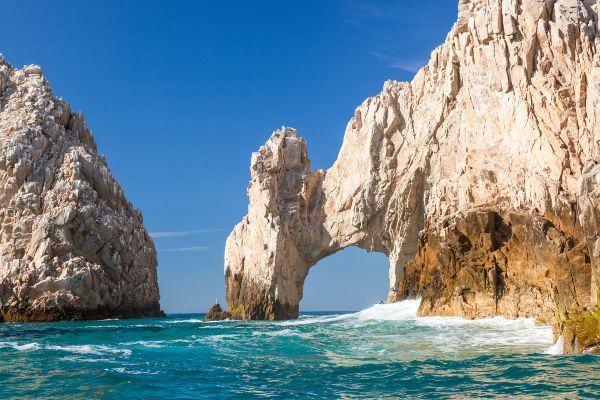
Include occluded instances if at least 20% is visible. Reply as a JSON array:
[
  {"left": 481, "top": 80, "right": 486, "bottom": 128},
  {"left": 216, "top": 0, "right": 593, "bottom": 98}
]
[{"left": 1, "top": 299, "right": 599, "bottom": 399}]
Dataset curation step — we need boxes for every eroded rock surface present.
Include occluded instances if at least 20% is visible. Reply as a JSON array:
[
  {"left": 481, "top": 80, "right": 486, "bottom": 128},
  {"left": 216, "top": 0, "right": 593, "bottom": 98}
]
[
  {"left": 226, "top": 0, "right": 600, "bottom": 352},
  {"left": 204, "top": 303, "right": 231, "bottom": 321},
  {"left": 0, "top": 56, "right": 161, "bottom": 321}
]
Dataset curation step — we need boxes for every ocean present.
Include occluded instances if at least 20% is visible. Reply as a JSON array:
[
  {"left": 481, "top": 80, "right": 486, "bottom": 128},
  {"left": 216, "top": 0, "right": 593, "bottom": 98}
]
[{"left": 1, "top": 299, "right": 598, "bottom": 399}]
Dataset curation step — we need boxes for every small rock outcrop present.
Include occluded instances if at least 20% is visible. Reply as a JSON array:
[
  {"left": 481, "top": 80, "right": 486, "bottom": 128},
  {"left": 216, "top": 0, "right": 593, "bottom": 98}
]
[
  {"left": 225, "top": 0, "right": 600, "bottom": 353},
  {"left": 204, "top": 303, "right": 230, "bottom": 321},
  {"left": 0, "top": 56, "right": 161, "bottom": 321}
]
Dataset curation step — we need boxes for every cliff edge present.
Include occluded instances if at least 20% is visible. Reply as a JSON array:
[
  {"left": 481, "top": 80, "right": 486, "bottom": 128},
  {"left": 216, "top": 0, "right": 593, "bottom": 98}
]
[
  {"left": 225, "top": 0, "right": 600, "bottom": 353},
  {"left": 0, "top": 57, "right": 161, "bottom": 321}
]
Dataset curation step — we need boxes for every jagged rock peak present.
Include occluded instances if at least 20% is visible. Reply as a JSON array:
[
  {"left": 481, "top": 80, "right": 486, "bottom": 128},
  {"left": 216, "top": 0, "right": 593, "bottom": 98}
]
[
  {"left": 225, "top": 0, "right": 600, "bottom": 353},
  {"left": 0, "top": 56, "right": 161, "bottom": 321}
]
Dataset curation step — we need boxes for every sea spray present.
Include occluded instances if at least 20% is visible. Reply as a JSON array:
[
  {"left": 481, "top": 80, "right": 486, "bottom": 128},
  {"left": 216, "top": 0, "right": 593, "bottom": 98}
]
[
  {"left": 545, "top": 335, "right": 564, "bottom": 355},
  {"left": 353, "top": 298, "right": 422, "bottom": 321}
]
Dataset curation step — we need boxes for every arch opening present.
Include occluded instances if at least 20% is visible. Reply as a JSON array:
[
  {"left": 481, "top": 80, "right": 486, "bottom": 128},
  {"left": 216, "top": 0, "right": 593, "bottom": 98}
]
[{"left": 300, "top": 247, "right": 390, "bottom": 312}]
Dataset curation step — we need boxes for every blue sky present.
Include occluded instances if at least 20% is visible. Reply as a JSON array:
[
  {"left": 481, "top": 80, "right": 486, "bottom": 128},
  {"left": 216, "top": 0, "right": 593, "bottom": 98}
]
[{"left": 1, "top": 1, "right": 457, "bottom": 313}]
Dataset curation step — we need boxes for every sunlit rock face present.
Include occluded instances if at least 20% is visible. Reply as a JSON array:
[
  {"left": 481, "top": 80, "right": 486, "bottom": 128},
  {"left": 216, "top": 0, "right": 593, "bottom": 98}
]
[
  {"left": 0, "top": 57, "right": 161, "bottom": 321},
  {"left": 226, "top": 0, "right": 600, "bottom": 352}
]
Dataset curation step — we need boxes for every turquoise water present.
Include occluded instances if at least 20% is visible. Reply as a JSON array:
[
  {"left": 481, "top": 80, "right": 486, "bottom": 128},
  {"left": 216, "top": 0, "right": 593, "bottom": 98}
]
[{"left": 1, "top": 300, "right": 599, "bottom": 399}]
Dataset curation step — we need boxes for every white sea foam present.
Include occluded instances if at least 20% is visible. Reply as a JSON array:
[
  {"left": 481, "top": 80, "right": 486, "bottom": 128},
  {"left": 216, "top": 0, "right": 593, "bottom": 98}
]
[
  {"left": 294, "top": 299, "right": 554, "bottom": 354},
  {"left": 106, "top": 367, "right": 160, "bottom": 375},
  {"left": 285, "top": 298, "right": 420, "bottom": 326},
  {"left": 0, "top": 341, "right": 41, "bottom": 351},
  {"left": 352, "top": 298, "right": 421, "bottom": 321},
  {"left": 85, "top": 325, "right": 120, "bottom": 329},
  {"left": 45, "top": 344, "right": 132, "bottom": 357},
  {"left": 416, "top": 313, "right": 553, "bottom": 349},
  {"left": 61, "top": 356, "right": 118, "bottom": 363},
  {"left": 164, "top": 319, "right": 204, "bottom": 324},
  {"left": 120, "top": 340, "right": 166, "bottom": 348},
  {"left": 280, "top": 313, "right": 355, "bottom": 326},
  {"left": 285, "top": 299, "right": 420, "bottom": 326},
  {"left": 252, "top": 328, "right": 300, "bottom": 337},
  {"left": 0, "top": 341, "right": 133, "bottom": 356},
  {"left": 127, "top": 324, "right": 164, "bottom": 328},
  {"left": 15, "top": 342, "right": 41, "bottom": 350},
  {"left": 545, "top": 335, "right": 564, "bottom": 355},
  {"left": 201, "top": 319, "right": 232, "bottom": 323}
]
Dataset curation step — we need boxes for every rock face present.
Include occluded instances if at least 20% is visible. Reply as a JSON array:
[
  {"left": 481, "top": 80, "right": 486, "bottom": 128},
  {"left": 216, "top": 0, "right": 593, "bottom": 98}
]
[
  {"left": 204, "top": 303, "right": 231, "bottom": 321},
  {"left": 225, "top": 0, "right": 600, "bottom": 352},
  {"left": 0, "top": 56, "right": 161, "bottom": 321}
]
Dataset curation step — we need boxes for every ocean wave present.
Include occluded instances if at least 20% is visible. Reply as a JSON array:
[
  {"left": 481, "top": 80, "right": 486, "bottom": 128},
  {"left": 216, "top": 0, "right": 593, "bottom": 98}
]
[
  {"left": 206, "top": 334, "right": 239, "bottom": 340},
  {"left": 416, "top": 315, "right": 536, "bottom": 328},
  {"left": 200, "top": 319, "right": 234, "bottom": 324},
  {"left": 61, "top": 356, "right": 118, "bottom": 363},
  {"left": 279, "top": 313, "right": 353, "bottom": 326},
  {"left": 353, "top": 299, "right": 421, "bottom": 321},
  {"left": 281, "top": 299, "right": 421, "bottom": 326},
  {"left": 0, "top": 341, "right": 41, "bottom": 351},
  {"left": 0, "top": 341, "right": 132, "bottom": 356},
  {"left": 87, "top": 323, "right": 164, "bottom": 329},
  {"left": 545, "top": 335, "right": 564, "bottom": 355},
  {"left": 252, "top": 328, "right": 300, "bottom": 337},
  {"left": 106, "top": 367, "right": 160, "bottom": 375},
  {"left": 84, "top": 325, "right": 121, "bottom": 329},
  {"left": 45, "top": 344, "right": 132, "bottom": 357},
  {"left": 120, "top": 338, "right": 202, "bottom": 348},
  {"left": 164, "top": 319, "right": 204, "bottom": 324},
  {"left": 120, "top": 340, "right": 166, "bottom": 348},
  {"left": 286, "top": 299, "right": 554, "bottom": 354}
]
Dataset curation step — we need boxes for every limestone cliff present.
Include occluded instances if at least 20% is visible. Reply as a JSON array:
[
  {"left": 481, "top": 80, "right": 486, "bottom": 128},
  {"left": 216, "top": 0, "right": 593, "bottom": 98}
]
[
  {"left": 225, "top": 0, "right": 600, "bottom": 353},
  {"left": 0, "top": 57, "right": 161, "bottom": 321}
]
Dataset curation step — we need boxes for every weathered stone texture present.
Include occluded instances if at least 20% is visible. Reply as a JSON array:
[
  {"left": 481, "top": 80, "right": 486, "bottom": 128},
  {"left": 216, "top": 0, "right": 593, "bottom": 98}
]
[
  {"left": 0, "top": 56, "right": 161, "bottom": 321},
  {"left": 204, "top": 303, "right": 231, "bottom": 322},
  {"left": 226, "top": 0, "right": 600, "bottom": 352}
]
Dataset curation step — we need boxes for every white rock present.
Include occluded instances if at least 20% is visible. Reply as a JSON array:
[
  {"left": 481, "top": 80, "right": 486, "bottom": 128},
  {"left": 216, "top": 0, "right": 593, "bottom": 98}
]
[{"left": 0, "top": 58, "right": 161, "bottom": 321}]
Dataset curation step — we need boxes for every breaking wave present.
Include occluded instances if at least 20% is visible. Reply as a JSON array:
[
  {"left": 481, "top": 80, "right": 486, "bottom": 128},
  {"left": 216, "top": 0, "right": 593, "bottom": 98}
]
[
  {"left": 283, "top": 298, "right": 556, "bottom": 354},
  {"left": 0, "top": 341, "right": 132, "bottom": 356},
  {"left": 0, "top": 341, "right": 41, "bottom": 351},
  {"left": 352, "top": 298, "right": 422, "bottom": 321}
]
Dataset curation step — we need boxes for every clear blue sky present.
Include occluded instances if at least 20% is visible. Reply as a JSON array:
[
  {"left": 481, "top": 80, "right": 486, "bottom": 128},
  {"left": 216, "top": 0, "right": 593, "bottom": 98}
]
[{"left": 1, "top": 1, "right": 457, "bottom": 313}]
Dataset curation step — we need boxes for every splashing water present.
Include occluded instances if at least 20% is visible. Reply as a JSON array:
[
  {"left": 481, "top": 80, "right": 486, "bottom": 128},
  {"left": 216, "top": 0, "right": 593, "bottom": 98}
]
[{"left": 0, "top": 299, "right": 598, "bottom": 398}]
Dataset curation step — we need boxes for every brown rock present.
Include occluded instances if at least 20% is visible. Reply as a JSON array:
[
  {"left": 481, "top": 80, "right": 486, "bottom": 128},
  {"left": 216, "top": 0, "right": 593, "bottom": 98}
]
[{"left": 204, "top": 303, "right": 230, "bottom": 321}]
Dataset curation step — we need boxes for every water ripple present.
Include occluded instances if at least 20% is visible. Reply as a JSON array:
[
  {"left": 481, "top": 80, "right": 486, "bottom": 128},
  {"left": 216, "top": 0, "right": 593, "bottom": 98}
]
[{"left": 0, "top": 301, "right": 598, "bottom": 399}]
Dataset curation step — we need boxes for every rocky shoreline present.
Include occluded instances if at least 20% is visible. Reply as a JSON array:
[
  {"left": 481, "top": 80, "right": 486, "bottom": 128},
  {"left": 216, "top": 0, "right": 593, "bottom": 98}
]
[{"left": 0, "top": 304, "right": 164, "bottom": 323}]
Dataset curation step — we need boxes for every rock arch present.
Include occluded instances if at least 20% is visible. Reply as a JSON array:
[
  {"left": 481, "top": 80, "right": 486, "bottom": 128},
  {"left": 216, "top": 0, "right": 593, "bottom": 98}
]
[
  {"left": 224, "top": 121, "right": 425, "bottom": 320},
  {"left": 224, "top": 0, "right": 600, "bottom": 354}
]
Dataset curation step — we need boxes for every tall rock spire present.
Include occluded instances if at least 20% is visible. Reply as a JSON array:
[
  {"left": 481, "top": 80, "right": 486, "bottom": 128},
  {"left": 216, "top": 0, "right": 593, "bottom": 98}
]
[{"left": 0, "top": 58, "right": 161, "bottom": 321}]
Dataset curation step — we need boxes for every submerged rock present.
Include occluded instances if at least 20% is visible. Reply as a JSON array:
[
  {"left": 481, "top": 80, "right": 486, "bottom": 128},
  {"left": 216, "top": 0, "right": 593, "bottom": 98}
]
[
  {"left": 225, "top": 0, "right": 600, "bottom": 353},
  {"left": 0, "top": 58, "right": 161, "bottom": 321},
  {"left": 204, "top": 303, "right": 230, "bottom": 321}
]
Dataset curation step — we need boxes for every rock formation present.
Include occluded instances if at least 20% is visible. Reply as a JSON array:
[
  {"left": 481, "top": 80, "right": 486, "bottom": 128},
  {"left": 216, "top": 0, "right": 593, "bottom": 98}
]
[
  {"left": 225, "top": 0, "right": 600, "bottom": 353},
  {"left": 0, "top": 56, "right": 161, "bottom": 321},
  {"left": 204, "top": 303, "right": 231, "bottom": 321}
]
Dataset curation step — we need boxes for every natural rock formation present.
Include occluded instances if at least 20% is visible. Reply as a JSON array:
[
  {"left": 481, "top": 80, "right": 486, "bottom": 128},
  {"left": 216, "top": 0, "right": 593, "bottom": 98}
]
[
  {"left": 0, "top": 56, "right": 161, "bottom": 321},
  {"left": 204, "top": 303, "right": 231, "bottom": 321},
  {"left": 225, "top": 0, "right": 600, "bottom": 352}
]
